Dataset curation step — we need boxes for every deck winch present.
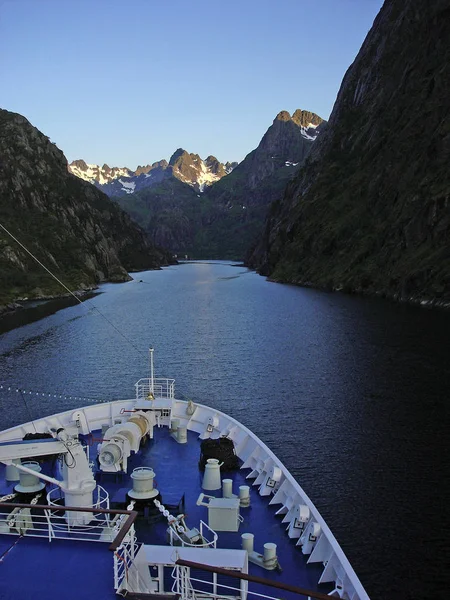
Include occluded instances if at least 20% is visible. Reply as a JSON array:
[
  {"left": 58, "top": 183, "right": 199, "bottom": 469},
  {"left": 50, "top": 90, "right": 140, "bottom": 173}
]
[
  {"left": 128, "top": 467, "right": 159, "bottom": 500},
  {"left": 98, "top": 411, "right": 156, "bottom": 472},
  {"left": 14, "top": 461, "right": 46, "bottom": 494}
]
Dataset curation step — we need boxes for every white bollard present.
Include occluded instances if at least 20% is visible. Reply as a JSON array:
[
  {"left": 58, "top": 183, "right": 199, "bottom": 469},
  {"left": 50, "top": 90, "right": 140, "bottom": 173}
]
[
  {"left": 222, "top": 479, "right": 233, "bottom": 498},
  {"left": 241, "top": 533, "right": 254, "bottom": 553},
  {"left": 177, "top": 426, "right": 187, "bottom": 444},
  {"left": 239, "top": 485, "right": 250, "bottom": 507},
  {"left": 263, "top": 543, "right": 277, "bottom": 564}
]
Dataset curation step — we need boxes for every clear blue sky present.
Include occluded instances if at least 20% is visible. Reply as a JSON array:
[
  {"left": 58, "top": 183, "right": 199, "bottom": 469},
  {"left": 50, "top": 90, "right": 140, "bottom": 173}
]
[{"left": 1, "top": 0, "right": 383, "bottom": 167}]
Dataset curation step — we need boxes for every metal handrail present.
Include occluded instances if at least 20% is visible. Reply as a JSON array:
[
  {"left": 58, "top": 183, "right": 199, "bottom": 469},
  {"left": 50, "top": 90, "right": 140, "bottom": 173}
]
[
  {"left": 135, "top": 378, "right": 175, "bottom": 400},
  {"left": 0, "top": 502, "right": 137, "bottom": 551},
  {"left": 175, "top": 559, "right": 334, "bottom": 600},
  {"left": 168, "top": 519, "right": 217, "bottom": 549}
]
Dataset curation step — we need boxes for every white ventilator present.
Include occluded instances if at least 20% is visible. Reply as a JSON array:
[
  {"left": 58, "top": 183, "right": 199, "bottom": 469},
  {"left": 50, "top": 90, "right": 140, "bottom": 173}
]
[
  {"left": 6, "top": 460, "right": 21, "bottom": 482},
  {"left": 202, "top": 458, "right": 223, "bottom": 490}
]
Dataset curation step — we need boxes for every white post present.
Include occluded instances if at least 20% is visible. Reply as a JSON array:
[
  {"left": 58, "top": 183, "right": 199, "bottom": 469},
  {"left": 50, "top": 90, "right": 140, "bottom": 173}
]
[
  {"left": 213, "top": 572, "right": 217, "bottom": 600},
  {"left": 240, "top": 578, "right": 248, "bottom": 600},
  {"left": 158, "top": 564, "right": 164, "bottom": 593},
  {"left": 149, "top": 348, "right": 155, "bottom": 395},
  {"left": 114, "top": 552, "right": 119, "bottom": 589}
]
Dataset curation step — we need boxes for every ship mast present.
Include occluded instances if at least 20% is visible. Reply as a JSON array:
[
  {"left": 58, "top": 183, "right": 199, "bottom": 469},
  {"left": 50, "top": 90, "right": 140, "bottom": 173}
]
[{"left": 149, "top": 347, "right": 155, "bottom": 395}]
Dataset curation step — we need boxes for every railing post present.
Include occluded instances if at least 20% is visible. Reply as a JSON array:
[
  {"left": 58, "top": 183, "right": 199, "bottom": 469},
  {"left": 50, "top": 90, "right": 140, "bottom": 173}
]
[
  {"left": 213, "top": 572, "right": 217, "bottom": 600},
  {"left": 240, "top": 576, "right": 248, "bottom": 600},
  {"left": 44, "top": 509, "right": 53, "bottom": 542},
  {"left": 113, "top": 551, "right": 119, "bottom": 590}
]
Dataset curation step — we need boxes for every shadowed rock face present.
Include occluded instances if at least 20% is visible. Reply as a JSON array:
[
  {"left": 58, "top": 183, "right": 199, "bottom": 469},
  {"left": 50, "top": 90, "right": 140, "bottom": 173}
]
[
  {"left": 0, "top": 109, "right": 173, "bottom": 305},
  {"left": 248, "top": 0, "right": 450, "bottom": 306}
]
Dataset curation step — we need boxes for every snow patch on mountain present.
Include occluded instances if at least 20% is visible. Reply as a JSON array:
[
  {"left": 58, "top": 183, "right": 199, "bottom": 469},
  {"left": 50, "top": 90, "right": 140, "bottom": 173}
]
[
  {"left": 69, "top": 161, "right": 133, "bottom": 185},
  {"left": 69, "top": 153, "right": 237, "bottom": 197},
  {"left": 300, "top": 126, "right": 318, "bottom": 141},
  {"left": 119, "top": 179, "right": 136, "bottom": 194}
]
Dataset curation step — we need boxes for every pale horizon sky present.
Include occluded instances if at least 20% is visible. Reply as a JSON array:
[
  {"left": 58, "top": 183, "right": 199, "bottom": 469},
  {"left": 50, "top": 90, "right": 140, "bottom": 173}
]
[{"left": 1, "top": 0, "right": 384, "bottom": 168}]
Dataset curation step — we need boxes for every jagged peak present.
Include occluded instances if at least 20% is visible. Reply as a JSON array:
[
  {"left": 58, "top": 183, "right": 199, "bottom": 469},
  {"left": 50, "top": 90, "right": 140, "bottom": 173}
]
[
  {"left": 70, "top": 159, "right": 88, "bottom": 169},
  {"left": 154, "top": 159, "right": 168, "bottom": 168},
  {"left": 291, "top": 109, "right": 324, "bottom": 127},
  {"left": 169, "top": 148, "right": 189, "bottom": 165},
  {"left": 274, "top": 110, "right": 292, "bottom": 123}
]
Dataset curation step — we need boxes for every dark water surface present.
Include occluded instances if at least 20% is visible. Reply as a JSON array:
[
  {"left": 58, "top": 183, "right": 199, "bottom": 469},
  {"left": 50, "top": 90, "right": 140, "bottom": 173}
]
[{"left": 0, "top": 262, "right": 449, "bottom": 599}]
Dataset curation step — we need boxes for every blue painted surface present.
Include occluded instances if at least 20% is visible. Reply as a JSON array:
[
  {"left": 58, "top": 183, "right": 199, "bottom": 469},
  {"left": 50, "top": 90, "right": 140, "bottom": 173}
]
[
  {"left": 96, "top": 426, "right": 332, "bottom": 598},
  {"left": 0, "top": 425, "right": 332, "bottom": 599},
  {"left": 0, "top": 537, "right": 115, "bottom": 600}
]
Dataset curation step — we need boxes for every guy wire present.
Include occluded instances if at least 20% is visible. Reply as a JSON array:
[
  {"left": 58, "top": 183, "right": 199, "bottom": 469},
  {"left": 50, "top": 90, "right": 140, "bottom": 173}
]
[
  {"left": 0, "top": 222, "right": 145, "bottom": 355},
  {"left": 19, "top": 390, "right": 38, "bottom": 434}
]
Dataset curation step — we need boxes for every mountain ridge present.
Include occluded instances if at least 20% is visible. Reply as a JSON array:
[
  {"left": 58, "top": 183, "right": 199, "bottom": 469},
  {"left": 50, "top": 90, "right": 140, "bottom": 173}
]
[{"left": 69, "top": 151, "right": 237, "bottom": 196}]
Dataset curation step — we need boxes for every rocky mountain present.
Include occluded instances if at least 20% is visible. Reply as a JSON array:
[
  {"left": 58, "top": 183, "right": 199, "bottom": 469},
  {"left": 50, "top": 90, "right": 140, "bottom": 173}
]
[
  {"left": 248, "top": 0, "right": 450, "bottom": 306},
  {"left": 169, "top": 149, "right": 237, "bottom": 192},
  {"left": 0, "top": 109, "right": 173, "bottom": 306},
  {"left": 112, "top": 109, "right": 324, "bottom": 259},
  {"left": 69, "top": 152, "right": 237, "bottom": 197},
  {"left": 191, "top": 109, "right": 325, "bottom": 258}
]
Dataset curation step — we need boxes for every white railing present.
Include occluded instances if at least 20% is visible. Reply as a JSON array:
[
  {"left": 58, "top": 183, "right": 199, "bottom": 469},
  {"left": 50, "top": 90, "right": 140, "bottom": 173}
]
[
  {"left": 0, "top": 503, "right": 119, "bottom": 543},
  {"left": 46, "top": 485, "right": 110, "bottom": 514},
  {"left": 113, "top": 526, "right": 153, "bottom": 595},
  {"left": 135, "top": 378, "right": 175, "bottom": 400},
  {"left": 113, "top": 525, "right": 137, "bottom": 591},
  {"left": 172, "top": 564, "right": 199, "bottom": 600},
  {"left": 168, "top": 519, "right": 218, "bottom": 549}
]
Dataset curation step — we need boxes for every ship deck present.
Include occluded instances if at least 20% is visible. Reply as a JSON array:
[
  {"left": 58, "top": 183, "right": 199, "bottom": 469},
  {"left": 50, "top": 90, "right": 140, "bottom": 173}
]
[{"left": 0, "top": 426, "right": 332, "bottom": 600}]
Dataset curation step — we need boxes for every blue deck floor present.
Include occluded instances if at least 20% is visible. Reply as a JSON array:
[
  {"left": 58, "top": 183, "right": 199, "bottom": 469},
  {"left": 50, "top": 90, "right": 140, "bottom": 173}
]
[
  {"left": 0, "top": 426, "right": 332, "bottom": 600},
  {"left": 0, "top": 536, "right": 114, "bottom": 600}
]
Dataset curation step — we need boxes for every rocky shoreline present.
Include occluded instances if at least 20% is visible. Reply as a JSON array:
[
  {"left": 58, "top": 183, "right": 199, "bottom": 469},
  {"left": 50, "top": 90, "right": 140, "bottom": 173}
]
[
  {"left": 265, "top": 274, "right": 450, "bottom": 311},
  {"left": 0, "top": 283, "right": 103, "bottom": 317}
]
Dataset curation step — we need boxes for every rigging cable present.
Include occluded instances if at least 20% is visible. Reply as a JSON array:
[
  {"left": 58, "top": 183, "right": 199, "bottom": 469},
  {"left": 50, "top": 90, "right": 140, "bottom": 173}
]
[
  {"left": 0, "top": 221, "right": 145, "bottom": 356},
  {"left": 19, "top": 390, "right": 37, "bottom": 434}
]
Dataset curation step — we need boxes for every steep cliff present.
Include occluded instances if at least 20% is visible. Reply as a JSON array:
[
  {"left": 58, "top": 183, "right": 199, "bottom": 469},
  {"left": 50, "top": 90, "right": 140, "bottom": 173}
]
[
  {"left": 193, "top": 109, "right": 324, "bottom": 259},
  {"left": 248, "top": 0, "right": 450, "bottom": 305},
  {"left": 0, "top": 109, "right": 172, "bottom": 305}
]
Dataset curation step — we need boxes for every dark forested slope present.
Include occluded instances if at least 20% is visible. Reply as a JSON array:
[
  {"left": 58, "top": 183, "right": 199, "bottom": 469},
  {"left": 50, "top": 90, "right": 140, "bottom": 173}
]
[
  {"left": 0, "top": 110, "right": 172, "bottom": 305},
  {"left": 248, "top": 0, "right": 450, "bottom": 305}
]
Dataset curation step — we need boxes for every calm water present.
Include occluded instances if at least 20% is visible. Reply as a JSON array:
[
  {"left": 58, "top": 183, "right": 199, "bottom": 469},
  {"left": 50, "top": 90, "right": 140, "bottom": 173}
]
[{"left": 0, "top": 261, "right": 449, "bottom": 600}]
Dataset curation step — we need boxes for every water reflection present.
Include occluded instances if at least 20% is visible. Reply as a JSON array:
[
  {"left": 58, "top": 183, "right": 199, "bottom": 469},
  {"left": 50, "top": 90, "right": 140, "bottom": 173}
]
[{"left": 0, "top": 262, "right": 449, "bottom": 599}]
